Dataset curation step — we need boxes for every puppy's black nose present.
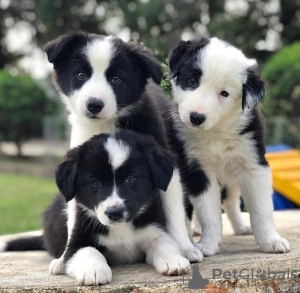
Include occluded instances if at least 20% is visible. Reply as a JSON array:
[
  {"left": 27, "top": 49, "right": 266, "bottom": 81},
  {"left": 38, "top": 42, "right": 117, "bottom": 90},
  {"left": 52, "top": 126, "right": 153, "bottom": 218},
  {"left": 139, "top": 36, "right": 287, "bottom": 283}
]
[
  {"left": 190, "top": 112, "right": 206, "bottom": 126},
  {"left": 86, "top": 97, "right": 104, "bottom": 114},
  {"left": 105, "top": 205, "right": 124, "bottom": 222}
]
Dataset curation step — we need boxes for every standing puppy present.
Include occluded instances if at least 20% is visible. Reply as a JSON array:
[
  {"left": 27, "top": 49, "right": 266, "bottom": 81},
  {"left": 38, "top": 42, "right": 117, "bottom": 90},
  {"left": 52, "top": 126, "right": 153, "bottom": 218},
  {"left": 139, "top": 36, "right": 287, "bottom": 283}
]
[
  {"left": 44, "top": 33, "right": 202, "bottom": 273},
  {"left": 168, "top": 37, "right": 290, "bottom": 256}
]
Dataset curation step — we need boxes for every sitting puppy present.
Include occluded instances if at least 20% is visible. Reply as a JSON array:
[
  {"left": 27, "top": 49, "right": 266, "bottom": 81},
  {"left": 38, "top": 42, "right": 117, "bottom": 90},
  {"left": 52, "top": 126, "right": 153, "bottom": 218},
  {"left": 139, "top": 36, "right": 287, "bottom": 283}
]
[
  {"left": 168, "top": 37, "right": 290, "bottom": 256},
  {"left": 43, "top": 32, "right": 201, "bottom": 263},
  {"left": 45, "top": 130, "right": 190, "bottom": 285}
]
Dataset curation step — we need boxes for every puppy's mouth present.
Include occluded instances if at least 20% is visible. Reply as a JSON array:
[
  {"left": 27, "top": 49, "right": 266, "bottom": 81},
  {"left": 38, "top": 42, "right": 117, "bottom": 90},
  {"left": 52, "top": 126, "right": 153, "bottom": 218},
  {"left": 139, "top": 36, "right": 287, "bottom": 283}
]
[
  {"left": 85, "top": 111, "right": 118, "bottom": 121},
  {"left": 85, "top": 112, "right": 101, "bottom": 119},
  {"left": 99, "top": 211, "right": 131, "bottom": 226},
  {"left": 108, "top": 218, "right": 128, "bottom": 225}
]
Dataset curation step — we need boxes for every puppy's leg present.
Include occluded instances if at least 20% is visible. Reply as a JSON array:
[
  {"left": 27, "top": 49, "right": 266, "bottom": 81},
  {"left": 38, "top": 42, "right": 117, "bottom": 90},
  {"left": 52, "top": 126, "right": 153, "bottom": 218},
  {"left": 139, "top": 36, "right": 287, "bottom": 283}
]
[
  {"left": 238, "top": 166, "right": 290, "bottom": 253},
  {"left": 49, "top": 198, "right": 77, "bottom": 275},
  {"left": 145, "top": 234, "right": 190, "bottom": 276},
  {"left": 191, "top": 176, "right": 222, "bottom": 256},
  {"left": 162, "top": 169, "right": 203, "bottom": 263},
  {"left": 66, "top": 247, "right": 112, "bottom": 285},
  {"left": 222, "top": 185, "right": 252, "bottom": 235},
  {"left": 191, "top": 212, "right": 202, "bottom": 237}
]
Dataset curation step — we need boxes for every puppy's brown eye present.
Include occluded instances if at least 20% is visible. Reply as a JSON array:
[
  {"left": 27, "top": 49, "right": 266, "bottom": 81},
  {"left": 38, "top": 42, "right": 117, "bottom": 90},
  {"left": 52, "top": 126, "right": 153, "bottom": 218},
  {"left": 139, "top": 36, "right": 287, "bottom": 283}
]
[
  {"left": 125, "top": 175, "right": 136, "bottom": 183},
  {"left": 220, "top": 90, "right": 229, "bottom": 97},
  {"left": 112, "top": 75, "right": 121, "bottom": 84},
  {"left": 188, "top": 77, "right": 198, "bottom": 87},
  {"left": 91, "top": 179, "right": 101, "bottom": 187}
]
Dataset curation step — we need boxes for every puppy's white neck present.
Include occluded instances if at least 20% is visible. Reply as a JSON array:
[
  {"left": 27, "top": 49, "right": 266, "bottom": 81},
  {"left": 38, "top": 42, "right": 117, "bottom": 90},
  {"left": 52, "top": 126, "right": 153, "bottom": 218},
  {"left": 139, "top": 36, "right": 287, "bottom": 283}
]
[{"left": 69, "top": 113, "right": 116, "bottom": 148}]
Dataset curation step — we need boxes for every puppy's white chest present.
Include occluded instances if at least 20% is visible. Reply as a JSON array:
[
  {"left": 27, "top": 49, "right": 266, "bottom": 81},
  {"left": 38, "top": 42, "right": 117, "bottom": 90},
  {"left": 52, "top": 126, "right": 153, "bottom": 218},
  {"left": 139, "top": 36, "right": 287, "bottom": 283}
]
[
  {"left": 188, "top": 135, "right": 235, "bottom": 163},
  {"left": 185, "top": 131, "right": 248, "bottom": 181},
  {"left": 70, "top": 114, "right": 116, "bottom": 147},
  {"left": 97, "top": 224, "right": 144, "bottom": 265}
]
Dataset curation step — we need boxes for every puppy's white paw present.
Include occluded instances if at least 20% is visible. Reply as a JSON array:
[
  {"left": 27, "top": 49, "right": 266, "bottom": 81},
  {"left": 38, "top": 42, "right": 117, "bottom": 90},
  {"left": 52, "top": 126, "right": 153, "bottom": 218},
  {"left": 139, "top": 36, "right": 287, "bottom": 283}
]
[
  {"left": 0, "top": 241, "right": 7, "bottom": 252},
  {"left": 234, "top": 225, "right": 252, "bottom": 235},
  {"left": 183, "top": 247, "right": 203, "bottom": 263},
  {"left": 49, "top": 258, "right": 65, "bottom": 275},
  {"left": 155, "top": 255, "right": 190, "bottom": 276},
  {"left": 195, "top": 241, "right": 220, "bottom": 256},
  {"left": 66, "top": 247, "right": 112, "bottom": 285},
  {"left": 72, "top": 261, "right": 112, "bottom": 285},
  {"left": 259, "top": 238, "right": 290, "bottom": 253}
]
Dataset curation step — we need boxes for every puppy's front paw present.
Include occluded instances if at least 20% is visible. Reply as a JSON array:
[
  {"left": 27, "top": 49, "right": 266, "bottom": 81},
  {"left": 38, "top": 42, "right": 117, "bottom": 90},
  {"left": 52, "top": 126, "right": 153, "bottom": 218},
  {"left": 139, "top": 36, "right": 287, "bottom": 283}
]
[
  {"left": 156, "top": 255, "right": 190, "bottom": 276},
  {"left": 195, "top": 241, "right": 220, "bottom": 256},
  {"left": 260, "top": 238, "right": 290, "bottom": 253},
  {"left": 234, "top": 225, "right": 252, "bottom": 235},
  {"left": 66, "top": 247, "right": 112, "bottom": 285},
  {"left": 183, "top": 247, "right": 203, "bottom": 263},
  {"left": 49, "top": 258, "right": 65, "bottom": 275},
  {"left": 72, "top": 262, "right": 112, "bottom": 285}
]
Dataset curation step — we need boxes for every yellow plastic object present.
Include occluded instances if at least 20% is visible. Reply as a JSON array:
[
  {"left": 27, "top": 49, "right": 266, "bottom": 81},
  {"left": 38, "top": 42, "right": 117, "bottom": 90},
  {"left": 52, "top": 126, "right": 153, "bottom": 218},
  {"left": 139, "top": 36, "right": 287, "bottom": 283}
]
[{"left": 266, "top": 150, "right": 300, "bottom": 206}]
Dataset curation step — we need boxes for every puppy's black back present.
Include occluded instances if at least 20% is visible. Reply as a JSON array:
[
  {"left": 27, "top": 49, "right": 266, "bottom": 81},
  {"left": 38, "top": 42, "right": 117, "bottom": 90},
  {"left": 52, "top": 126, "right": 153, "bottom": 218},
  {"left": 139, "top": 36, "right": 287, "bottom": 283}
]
[{"left": 117, "top": 82, "right": 173, "bottom": 149}]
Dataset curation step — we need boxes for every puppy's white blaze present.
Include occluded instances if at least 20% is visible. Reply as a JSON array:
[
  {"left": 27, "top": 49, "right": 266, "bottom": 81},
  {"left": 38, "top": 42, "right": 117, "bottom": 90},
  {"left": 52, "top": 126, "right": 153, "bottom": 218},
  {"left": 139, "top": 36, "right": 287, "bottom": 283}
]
[
  {"left": 103, "top": 188, "right": 124, "bottom": 208},
  {"left": 85, "top": 36, "right": 115, "bottom": 76},
  {"left": 104, "top": 137, "right": 130, "bottom": 170},
  {"left": 95, "top": 187, "right": 124, "bottom": 225},
  {"left": 68, "top": 36, "right": 118, "bottom": 120}
]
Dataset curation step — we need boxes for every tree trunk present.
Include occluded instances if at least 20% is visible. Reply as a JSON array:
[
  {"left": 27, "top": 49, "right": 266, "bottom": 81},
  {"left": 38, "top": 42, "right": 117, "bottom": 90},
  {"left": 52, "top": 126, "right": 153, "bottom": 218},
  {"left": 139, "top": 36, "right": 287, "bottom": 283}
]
[{"left": 16, "top": 141, "right": 23, "bottom": 158}]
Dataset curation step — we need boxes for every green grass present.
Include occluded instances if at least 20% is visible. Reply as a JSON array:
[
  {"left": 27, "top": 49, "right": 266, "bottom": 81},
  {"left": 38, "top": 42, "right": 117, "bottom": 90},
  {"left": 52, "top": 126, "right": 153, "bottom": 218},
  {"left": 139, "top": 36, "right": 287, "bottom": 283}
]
[{"left": 0, "top": 173, "right": 58, "bottom": 235}]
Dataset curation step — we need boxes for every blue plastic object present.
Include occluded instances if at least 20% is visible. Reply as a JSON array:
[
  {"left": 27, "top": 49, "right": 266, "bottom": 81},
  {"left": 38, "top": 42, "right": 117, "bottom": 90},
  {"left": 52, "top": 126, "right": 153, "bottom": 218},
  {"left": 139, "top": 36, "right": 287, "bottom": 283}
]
[
  {"left": 266, "top": 144, "right": 292, "bottom": 153},
  {"left": 273, "top": 191, "right": 298, "bottom": 210}
]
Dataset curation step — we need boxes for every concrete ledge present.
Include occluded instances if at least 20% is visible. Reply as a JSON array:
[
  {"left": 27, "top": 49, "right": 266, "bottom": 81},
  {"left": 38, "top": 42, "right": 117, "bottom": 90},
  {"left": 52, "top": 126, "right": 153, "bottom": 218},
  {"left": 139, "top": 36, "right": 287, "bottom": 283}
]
[{"left": 1, "top": 211, "right": 300, "bottom": 293}]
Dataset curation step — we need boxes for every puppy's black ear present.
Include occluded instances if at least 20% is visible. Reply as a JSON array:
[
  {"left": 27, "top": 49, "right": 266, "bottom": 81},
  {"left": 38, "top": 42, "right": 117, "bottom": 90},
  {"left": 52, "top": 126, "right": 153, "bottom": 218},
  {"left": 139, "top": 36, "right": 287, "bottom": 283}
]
[
  {"left": 242, "top": 68, "right": 265, "bottom": 113},
  {"left": 146, "top": 140, "right": 175, "bottom": 191},
  {"left": 169, "top": 38, "right": 210, "bottom": 80},
  {"left": 168, "top": 41, "right": 190, "bottom": 80},
  {"left": 55, "top": 147, "right": 80, "bottom": 202},
  {"left": 128, "top": 42, "right": 163, "bottom": 84},
  {"left": 44, "top": 33, "right": 87, "bottom": 64}
]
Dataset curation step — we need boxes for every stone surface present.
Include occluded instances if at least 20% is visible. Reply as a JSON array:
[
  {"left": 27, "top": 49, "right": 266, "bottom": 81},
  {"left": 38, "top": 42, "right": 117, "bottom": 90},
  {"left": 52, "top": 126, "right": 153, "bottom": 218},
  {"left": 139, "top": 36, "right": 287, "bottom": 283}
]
[{"left": 1, "top": 211, "right": 300, "bottom": 292}]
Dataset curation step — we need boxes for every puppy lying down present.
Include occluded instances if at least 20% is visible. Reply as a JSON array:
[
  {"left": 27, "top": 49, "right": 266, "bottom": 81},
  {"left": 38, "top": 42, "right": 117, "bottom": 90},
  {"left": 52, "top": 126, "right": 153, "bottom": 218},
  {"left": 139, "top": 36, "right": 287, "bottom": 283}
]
[{"left": 45, "top": 130, "right": 190, "bottom": 285}]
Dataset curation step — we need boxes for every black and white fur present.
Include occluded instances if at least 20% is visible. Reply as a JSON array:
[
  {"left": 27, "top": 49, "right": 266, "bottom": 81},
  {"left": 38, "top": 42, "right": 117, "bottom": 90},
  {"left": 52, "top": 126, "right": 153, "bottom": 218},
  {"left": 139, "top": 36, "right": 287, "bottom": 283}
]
[
  {"left": 168, "top": 37, "right": 290, "bottom": 256},
  {"left": 43, "top": 33, "right": 203, "bottom": 266},
  {"left": 47, "top": 131, "right": 191, "bottom": 285}
]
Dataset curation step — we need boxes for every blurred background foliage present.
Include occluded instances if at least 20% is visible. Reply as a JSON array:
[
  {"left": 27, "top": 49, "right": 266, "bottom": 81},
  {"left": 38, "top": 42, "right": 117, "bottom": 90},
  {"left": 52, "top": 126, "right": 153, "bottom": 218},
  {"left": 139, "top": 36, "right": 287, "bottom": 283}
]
[
  {"left": 262, "top": 42, "right": 300, "bottom": 117},
  {"left": 0, "top": 0, "right": 299, "bottom": 157},
  {"left": 0, "top": 70, "right": 56, "bottom": 156},
  {"left": 0, "top": 0, "right": 299, "bottom": 119},
  {"left": 0, "top": 0, "right": 300, "bottom": 233},
  {"left": 1, "top": 0, "right": 299, "bottom": 65}
]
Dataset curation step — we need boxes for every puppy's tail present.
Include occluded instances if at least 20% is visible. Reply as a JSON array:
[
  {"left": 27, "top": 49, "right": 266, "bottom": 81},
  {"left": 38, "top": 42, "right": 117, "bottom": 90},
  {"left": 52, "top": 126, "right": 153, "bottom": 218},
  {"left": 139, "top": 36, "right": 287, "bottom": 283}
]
[{"left": 0, "top": 236, "right": 44, "bottom": 252}]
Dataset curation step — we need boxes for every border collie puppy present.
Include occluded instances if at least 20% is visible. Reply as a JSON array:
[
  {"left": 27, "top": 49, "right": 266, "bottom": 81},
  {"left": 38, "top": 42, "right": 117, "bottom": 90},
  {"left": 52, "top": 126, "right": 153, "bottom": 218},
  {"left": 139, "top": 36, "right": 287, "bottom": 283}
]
[
  {"left": 44, "top": 33, "right": 202, "bottom": 265},
  {"left": 47, "top": 131, "right": 191, "bottom": 285},
  {"left": 168, "top": 37, "right": 290, "bottom": 256}
]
